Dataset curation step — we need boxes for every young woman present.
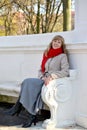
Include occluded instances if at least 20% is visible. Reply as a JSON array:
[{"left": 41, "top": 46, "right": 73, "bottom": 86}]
[{"left": 5, "top": 35, "right": 69, "bottom": 128}]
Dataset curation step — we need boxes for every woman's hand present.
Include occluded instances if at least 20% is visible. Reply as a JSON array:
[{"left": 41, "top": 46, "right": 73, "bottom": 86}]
[{"left": 42, "top": 76, "right": 53, "bottom": 86}]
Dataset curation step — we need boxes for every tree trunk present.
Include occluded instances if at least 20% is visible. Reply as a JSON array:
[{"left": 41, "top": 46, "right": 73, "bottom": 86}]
[
  {"left": 62, "top": 0, "right": 71, "bottom": 31},
  {"left": 37, "top": 0, "right": 40, "bottom": 33}
]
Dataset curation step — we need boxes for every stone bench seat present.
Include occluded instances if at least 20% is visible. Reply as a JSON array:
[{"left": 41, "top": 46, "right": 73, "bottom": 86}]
[
  {"left": 0, "top": 82, "right": 21, "bottom": 98},
  {"left": 0, "top": 70, "right": 76, "bottom": 98}
]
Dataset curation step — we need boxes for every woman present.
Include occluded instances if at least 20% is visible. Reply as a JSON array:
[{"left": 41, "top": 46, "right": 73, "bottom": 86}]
[{"left": 5, "top": 35, "right": 69, "bottom": 128}]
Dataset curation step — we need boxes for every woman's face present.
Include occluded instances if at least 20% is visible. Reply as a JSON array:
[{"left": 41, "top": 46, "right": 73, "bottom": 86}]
[{"left": 52, "top": 39, "right": 62, "bottom": 49}]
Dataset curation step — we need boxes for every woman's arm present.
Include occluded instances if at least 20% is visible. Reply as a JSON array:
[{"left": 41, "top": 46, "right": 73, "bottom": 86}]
[
  {"left": 38, "top": 69, "right": 44, "bottom": 79},
  {"left": 49, "top": 54, "right": 69, "bottom": 79}
]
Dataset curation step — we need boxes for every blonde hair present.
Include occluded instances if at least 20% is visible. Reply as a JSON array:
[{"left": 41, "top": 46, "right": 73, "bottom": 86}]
[{"left": 44, "top": 35, "right": 67, "bottom": 56}]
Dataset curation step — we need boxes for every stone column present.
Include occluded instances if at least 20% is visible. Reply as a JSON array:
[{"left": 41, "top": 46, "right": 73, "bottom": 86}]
[
  {"left": 68, "top": 0, "right": 87, "bottom": 128},
  {"left": 74, "top": 0, "right": 87, "bottom": 43}
]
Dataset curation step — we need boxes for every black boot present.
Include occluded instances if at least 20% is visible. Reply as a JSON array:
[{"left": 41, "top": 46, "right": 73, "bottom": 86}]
[
  {"left": 4, "top": 97, "right": 22, "bottom": 116},
  {"left": 22, "top": 113, "right": 37, "bottom": 128}
]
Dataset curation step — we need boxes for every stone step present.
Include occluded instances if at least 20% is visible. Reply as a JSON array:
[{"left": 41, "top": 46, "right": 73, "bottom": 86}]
[{"left": 0, "top": 123, "right": 84, "bottom": 130}]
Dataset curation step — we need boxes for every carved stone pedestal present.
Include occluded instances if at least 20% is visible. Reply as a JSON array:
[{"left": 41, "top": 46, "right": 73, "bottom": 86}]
[{"left": 41, "top": 70, "right": 76, "bottom": 129}]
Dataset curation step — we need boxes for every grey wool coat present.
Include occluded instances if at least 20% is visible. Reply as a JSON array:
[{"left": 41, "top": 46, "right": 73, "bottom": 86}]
[{"left": 20, "top": 54, "right": 69, "bottom": 115}]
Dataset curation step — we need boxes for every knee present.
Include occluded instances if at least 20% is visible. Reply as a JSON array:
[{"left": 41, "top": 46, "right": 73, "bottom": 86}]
[{"left": 22, "top": 78, "right": 30, "bottom": 85}]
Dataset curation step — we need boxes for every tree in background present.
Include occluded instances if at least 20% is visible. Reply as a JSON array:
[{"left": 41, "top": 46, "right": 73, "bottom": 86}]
[
  {"left": 0, "top": 0, "right": 74, "bottom": 36},
  {"left": 62, "top": 0, "right": 72, "bottom": 31}
]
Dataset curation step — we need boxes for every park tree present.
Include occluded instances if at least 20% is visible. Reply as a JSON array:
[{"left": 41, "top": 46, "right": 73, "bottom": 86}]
[
  {"left": 0, "top": 0, "right": 73, "bottom": 36},
  {"left": 0, "top": 0, "right": 18, "bottom": 35},
  {"left": 62, "top": 0, "right": 72, "bottom": 31},
  {"left": 13, "top": 0, "right": 63, "bottom": 34}
]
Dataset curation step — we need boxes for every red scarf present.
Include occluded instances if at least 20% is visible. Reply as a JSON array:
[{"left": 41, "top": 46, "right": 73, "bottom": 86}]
[{"left": 41, "top": 47, "right": 63, "bottom": 72}]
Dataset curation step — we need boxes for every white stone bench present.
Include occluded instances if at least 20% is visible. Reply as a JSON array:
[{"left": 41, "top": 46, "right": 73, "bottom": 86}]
[
  {"left": 0, "top": 47, "right": 77, "bottom": 129},
  {"left": 0, "top": 45, "right": 75, "bottom": 127},
  {"left": 41, "top": 69, "right": 77, "bottom": 129}
]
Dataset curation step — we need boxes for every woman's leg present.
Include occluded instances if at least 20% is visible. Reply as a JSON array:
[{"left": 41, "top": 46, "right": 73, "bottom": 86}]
[
  {"left": 20, "top": 78, "right": 44, "bottom": 127},
  {"left": 20, "top": 78, "right": 44, "bottom": 115},
  {"left": 4, "top": 96, "right": 22, "bottom": 116},
  {"left": 5, "top": 77, "right": 44, "bottom": 127},
  {"left": 22, "top": 113, "right": 37, "bottom": 128}
]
